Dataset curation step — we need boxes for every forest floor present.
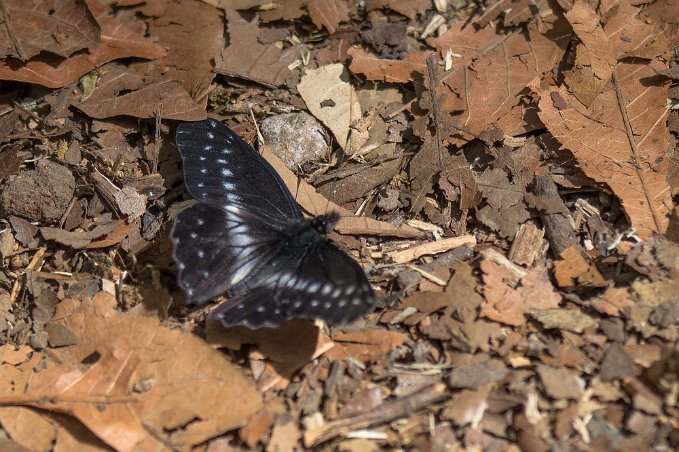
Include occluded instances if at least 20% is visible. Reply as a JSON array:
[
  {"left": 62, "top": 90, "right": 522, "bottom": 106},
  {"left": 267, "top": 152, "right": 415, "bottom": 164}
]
[{"left": 0, "top": 0, "right": 678, "bottom": 451}]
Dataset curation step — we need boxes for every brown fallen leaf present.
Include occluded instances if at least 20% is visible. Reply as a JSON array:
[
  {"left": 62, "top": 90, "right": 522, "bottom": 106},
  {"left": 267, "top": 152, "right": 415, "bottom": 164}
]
[
  {"left": 536, "top": 365, "right": 583, "bottom": 400},
  {"left": 480, "top": 260, "right": 562, "bottom": 327},
  {"left": 602, "top": 0, "right": 671, "bottom": 59},
  {"left": 317, "top": 157, "right": 403, "bottom": 204},
  {"left": 0, "top": 405, "right": 58, "bottom": 451},
  {"left": 0, "top": 0, "right": 99, "bottom": 61},
  {"left": 130, "top": 0, "right": 223, "bottom": 99},
  {"left": 443, "top": 383, "right": 492, "bottom": 428},
  {"left": 306, "top": 0, "right": 349, "bottom": 34},
  {"left": 427, "top": 10, "right": 570, "bottom": 144},
  {"left": 326, "top": 329, "right": 407, "bottom": 364},
  {"left": 591, "top": 286, "right": 634, "bottom": 317},
  {"left": 502, "top": 0, "right": 552, "bottom": 27},
  {"left": 40, "top": 220, "right": 120, "bottom": 249},
  {"left": 476, "top": 167, "right": 531, "bottom": 239},
  {"left": 537, "top": 64, "right": 672, "bottom": 238},
  {"left": 0, "top": 354, "right": 61, "bottom": 450},
  {"left": 23, "top": 292, "right": 264, "bottom": 450},
  {"left": 86, "top": 220, "right": 137, "bottom": 249},
  {"left": 214, "top": 10, "right": 299, "bottom": 88},
  {"left": 240, "top": 410, "right": 274, "bottom": 448},
  {"left": 0, "top": 344, "right": 33, "bottom": 366},
  {"left": 267, "top": 415, "right": 302, "bottom": 452},
  {"left": 73, "top": 62, "right": 206, "bottom": 120},
  {"left": 0, "top": 0, "right": 166, "bottom": 88},
  {"left": 553, "top": 246, "right": 606, "bottom": 288},
  {"left": 297, "top": 63, "right": 366, "bottom": 153},
  {"left": 563, "top": 1, "right": 617, "bottom": 107},
  {"left": 206, "top": 319, "right": 333, "bottom": 390},
  {"left": 348, "top": 47, "right": 430, "bottom": 84},
  {"left": 259, "top": 0, "right": 306, "bottom": 22}
]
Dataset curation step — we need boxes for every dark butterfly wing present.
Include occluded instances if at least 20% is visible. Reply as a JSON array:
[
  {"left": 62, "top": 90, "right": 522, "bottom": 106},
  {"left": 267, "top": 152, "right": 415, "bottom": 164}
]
[
  {"left": 171, "top": 202, "right": 287, "bottom": 305},
  {"left": 210, "top": 241, "right": 375, "bottom": 328},
  {"left": 175, "top": 119, "right": 302, "bottom": 222}
]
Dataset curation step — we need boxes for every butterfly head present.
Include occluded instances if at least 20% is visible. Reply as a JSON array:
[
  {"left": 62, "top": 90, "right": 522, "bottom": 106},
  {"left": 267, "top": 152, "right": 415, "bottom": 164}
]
[{"left": 311, "top": 211, "right": 340, "bottom": 236}]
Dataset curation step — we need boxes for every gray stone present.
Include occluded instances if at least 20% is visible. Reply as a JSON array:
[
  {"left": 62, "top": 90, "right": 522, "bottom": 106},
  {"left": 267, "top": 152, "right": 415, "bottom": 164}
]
[{"left": 260, "top": 112, "right": 329, "bottom": 170}]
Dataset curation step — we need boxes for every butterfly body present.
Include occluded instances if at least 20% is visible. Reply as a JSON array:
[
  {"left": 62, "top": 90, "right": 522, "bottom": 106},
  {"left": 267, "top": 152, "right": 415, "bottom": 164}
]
[{"left": 172, "top": 119, "right": 375, "bottom": 329}]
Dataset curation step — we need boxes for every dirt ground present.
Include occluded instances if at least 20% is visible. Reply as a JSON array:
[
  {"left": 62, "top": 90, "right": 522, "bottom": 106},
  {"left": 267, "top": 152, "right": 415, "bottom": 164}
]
[{"left": 0, "top": 0, "right": 678, "bottom": 450}]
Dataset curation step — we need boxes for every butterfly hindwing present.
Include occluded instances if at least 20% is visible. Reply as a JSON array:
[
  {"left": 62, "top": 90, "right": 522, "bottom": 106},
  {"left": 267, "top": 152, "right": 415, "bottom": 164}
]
[
  {"left": 176, "top": 119, "right": 302, "bottom": 222},
  {"left": 210, "top": 241, "right": 375, "bottom": 328},
  {"left": 171, "top": 202, "right": 287, "bottom": 305}
]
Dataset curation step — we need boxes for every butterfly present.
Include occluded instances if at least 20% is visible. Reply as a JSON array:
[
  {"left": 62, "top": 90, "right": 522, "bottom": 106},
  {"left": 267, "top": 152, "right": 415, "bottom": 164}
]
[{"left": 171, "top": 119, "right": 376, "bottom": 329}]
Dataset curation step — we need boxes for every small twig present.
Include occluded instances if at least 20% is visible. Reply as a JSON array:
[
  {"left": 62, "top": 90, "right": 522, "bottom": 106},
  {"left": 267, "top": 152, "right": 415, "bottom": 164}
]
[
  {"left": 303, "top": 383, "right": 449, "bottom": 447},
  {"left": 404, "top": 264, "right": 448, "bottom": 286},
  {"left": 387, "top": 235, "right": 476, "bottom": 264}
]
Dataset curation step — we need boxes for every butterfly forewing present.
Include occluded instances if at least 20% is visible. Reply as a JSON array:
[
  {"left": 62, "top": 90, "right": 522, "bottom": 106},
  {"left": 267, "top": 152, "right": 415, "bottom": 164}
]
[
  {"left": 176, "top": 119, "right": 302, "bottom": 222},
  {"left": 210, "top": 242, "right": 375, "bottom": 328}
]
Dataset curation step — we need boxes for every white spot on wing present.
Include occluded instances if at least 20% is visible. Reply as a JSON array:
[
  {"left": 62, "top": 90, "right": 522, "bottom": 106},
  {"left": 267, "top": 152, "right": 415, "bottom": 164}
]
[
  {"left": 207, "top": 132, "right": 214, "bottom": 139},
  {"left": 221, "top": 168, "right": 233, "bottom": 176},
  {"left": 307, "top": 282, "right": 321, "bottom": 293},
  {"left": 224, "top": 205, "right": 241, "bottom": 215},
  {"left": 229, "top": 262, "right": 255, "bottom": 285},
  {"left": 223, "top": 182, "right": 235, "bottom": 190},
  {"left": 197, "top": 250, "right": 205, "bottom": 258}
]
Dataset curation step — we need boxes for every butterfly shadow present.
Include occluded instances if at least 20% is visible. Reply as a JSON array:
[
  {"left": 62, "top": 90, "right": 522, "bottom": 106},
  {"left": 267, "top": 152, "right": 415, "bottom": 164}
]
[{"left": 204, "top": 318, "right": 322, "bottom": 381}]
